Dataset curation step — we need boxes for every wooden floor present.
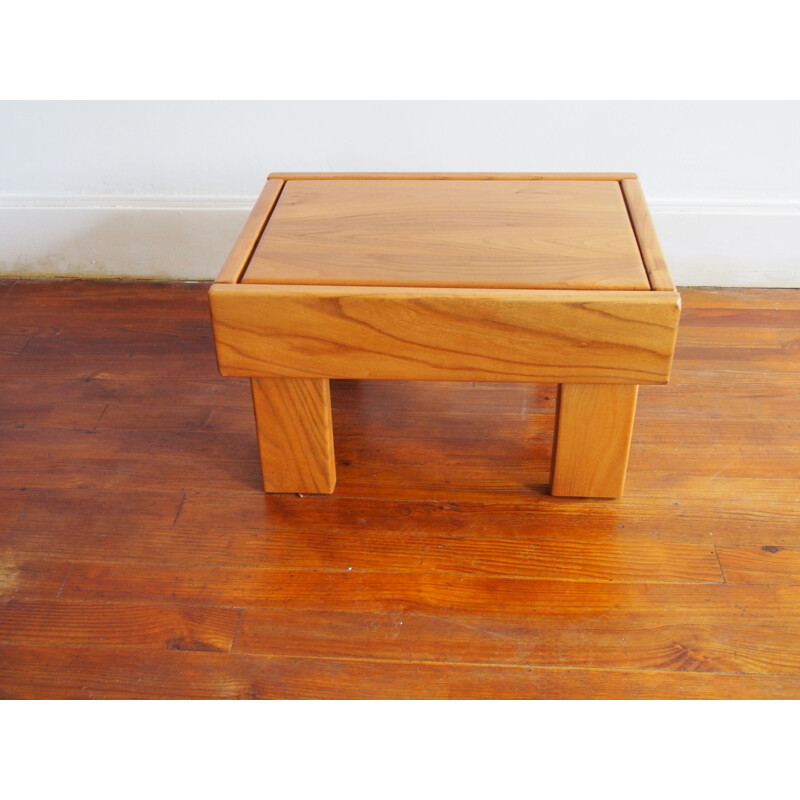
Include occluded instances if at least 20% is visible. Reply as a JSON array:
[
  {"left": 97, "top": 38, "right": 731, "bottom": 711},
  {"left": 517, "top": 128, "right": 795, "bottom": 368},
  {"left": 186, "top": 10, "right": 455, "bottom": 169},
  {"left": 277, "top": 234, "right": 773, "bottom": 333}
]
[{"left": 1, "top": 279, "right": 799, "bottom": 699}]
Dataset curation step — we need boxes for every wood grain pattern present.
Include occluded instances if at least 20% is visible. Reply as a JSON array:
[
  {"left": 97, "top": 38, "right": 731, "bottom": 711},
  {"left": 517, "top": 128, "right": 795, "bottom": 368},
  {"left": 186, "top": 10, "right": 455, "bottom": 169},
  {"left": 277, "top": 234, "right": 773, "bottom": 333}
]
[
  {"left": 1, "top": 528, "right": 721, "bottom": 581},
  {"left": 670, "top": 347, "right": 800, "bottom": 375},
  {"left": 681, "top": 288, "right": 800, "bottom": 310},
  {"left": 621, "top": 178, "right": 675, "bottom": 291},
  {"left": 776, "top": 328, "right": 800, "bottom": 349},
  {"left": 3, "top": 421, "right": 798, "bottom": 504},
  {"left": 551, "top": 384, "right": 639, "bottom": 497},
  {"left": 0, "top": 352, "right": 222, "bottom": 381},
  {"left": 58, "top": 563, "right": 800, "bottom": 624},
  {"left": 251, "top": 377, "right": 336, "bottom": 494},
  {"left": 214, "top": 178, "right": 283, "bottom": 283},
  {"left": 245, "top": 179, "right": 649, "bottom": 290},
  {"left": 3, "top": 645, "right": 800, "bottom": 699},
  {"left": 675, "top": 325, "right": 779, "bottom": 348},
  {"left": 0, "top": 398, "right": 106, "bottom": 430},
  {"left": 210, "top": 285, "right": 680, "bottom": 384},
  {"left": 0, "top": 558, "right": 72, "bottom": 601},
  {"left": 0, "top": 374, "right": 249, "bottom": 408},
  {"left": 716, "top": 546, "right": 800, "bottom": 585},
  {"left": 1, "top": 487, "right": 184, "bottom": 532},
  {"left": 0, "top": 601, "right": 240, "bottom": 651},
  {"left": 4, "top": 487, "right": 797, "bottom": 556},
  {"left": 169, "top": 488, "right": 800, "bottom": 550},
  {"left": 0, "top": 333, "right": 32, "bottom": 355},
  {"left": 268, "top": 173, "right": 639, "bottom": 181},
  {"left": 2, "top": 279, "right": 800, "bottom": 699},
  {"left": 234, "top": 611, "right": 800, "bottom": 674}
]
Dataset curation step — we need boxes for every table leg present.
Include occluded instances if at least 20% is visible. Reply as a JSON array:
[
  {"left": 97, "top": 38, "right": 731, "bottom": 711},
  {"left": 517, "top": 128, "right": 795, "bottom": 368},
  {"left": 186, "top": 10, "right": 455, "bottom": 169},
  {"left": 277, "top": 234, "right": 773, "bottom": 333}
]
[
  {"left": 550, "top": 384, "right": 638, "bottom": 498},
  {"left": 250, "top": 377, "right": 336, "bottom": 494}
]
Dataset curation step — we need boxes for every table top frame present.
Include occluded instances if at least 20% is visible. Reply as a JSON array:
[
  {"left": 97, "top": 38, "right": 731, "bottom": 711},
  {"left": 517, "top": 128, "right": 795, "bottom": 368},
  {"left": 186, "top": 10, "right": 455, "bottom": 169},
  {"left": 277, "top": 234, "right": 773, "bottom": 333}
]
[{"left": 210, "top": 173, "right": 679, "bottom": 385}]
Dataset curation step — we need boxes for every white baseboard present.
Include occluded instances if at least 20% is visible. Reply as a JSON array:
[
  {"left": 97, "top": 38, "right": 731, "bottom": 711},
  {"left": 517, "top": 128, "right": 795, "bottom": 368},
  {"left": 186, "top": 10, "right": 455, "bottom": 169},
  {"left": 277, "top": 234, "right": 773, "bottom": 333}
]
[
  {"left": 1, "top": 197, "right": 798, "bottom": 287},
  {"left": 650, "top": 200, "right": 800, "bottom": 288},
  {"left": 0, "top": 199, "right": 250, "bottom": 281}
]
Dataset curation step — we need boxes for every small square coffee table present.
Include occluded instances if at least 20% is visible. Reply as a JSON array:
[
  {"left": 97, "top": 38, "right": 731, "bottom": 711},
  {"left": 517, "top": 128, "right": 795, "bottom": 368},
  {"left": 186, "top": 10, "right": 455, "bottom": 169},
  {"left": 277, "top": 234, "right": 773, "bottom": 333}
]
[{"left": 209, "top": 173, "right": 679, "bottom": 497}]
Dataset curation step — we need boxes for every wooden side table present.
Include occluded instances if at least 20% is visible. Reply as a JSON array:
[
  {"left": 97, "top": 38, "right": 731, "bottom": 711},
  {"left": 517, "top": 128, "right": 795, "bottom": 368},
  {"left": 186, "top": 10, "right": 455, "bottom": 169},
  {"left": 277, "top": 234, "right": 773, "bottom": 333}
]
[{"left": 209, "top": 173, "right": 680, "bottom": 498}]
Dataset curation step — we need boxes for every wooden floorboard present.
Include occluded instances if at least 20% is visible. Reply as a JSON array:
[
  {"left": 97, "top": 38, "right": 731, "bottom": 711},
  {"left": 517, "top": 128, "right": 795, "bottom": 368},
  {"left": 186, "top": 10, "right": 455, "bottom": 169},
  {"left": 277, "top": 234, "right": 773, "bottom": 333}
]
[
  {"left": 0, "top": 528, "right": 723, "bottom": 581},
  {"left": 1, "top": 278, "right": 799, "bottom": 699},
  {"left": 2, "top": 645, "right": 799, "bottom": 699},
  {"left": 232, "top": 611, "right": 800, "bottom": 674},
  {"left": 0, "top": 601, "right": 240, "bottom": 651},
  {"left": 55, "top": 564, "right": 800, "bottom": 624}
]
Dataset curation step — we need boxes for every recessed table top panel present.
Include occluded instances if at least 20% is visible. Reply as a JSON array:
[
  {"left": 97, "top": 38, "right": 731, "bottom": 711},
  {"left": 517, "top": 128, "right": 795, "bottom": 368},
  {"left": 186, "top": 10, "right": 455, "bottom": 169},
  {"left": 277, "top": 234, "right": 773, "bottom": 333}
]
[{"left": 242, "top": 179, "right": 650, "bottom": 290}]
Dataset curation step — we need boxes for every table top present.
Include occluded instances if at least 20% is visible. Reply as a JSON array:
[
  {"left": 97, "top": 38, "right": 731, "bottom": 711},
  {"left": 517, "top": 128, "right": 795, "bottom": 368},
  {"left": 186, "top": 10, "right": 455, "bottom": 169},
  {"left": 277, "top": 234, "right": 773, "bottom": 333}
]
[{"left": 241, "top": 177, "right": 651, "bottom": 290}]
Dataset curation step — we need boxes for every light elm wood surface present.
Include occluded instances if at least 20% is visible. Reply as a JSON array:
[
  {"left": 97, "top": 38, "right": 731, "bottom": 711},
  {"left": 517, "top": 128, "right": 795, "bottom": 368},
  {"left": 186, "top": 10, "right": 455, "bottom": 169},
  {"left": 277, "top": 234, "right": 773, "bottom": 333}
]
[
  {"left": 223, "top": 174, "right": 676, "bottom": 500},
  {"left": 244, "top": 179, "right": 649, "bottom": 290},
  {"left": 210, "top": 285, "right": 679, "bottom": 383},
  {"left": 550, "top": 384, "right": 639, "bottom": 497},
  {"left": 621, "top": 178, "right": 675, "bottom": 291},
  {"left": 251, "top": 377, "right": 336, "bottom": 494},
  {"left": 215, "top": 178, "right": 284, "bottom": 284}
]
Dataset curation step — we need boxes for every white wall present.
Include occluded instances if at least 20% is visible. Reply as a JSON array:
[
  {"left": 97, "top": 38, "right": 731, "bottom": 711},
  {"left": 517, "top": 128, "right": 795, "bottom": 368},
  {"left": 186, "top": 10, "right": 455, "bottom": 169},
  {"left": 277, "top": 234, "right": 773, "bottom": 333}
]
[{"left": 2, "top": 101, "right": 799, "bottom": 285}]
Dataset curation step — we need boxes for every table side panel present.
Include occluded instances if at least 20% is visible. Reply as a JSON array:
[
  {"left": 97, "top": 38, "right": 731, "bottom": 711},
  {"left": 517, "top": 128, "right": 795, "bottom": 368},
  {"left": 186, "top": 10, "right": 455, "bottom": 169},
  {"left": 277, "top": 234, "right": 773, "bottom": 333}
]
[{"left": 209, "top": 285, "right": 680, "bottom": 384}]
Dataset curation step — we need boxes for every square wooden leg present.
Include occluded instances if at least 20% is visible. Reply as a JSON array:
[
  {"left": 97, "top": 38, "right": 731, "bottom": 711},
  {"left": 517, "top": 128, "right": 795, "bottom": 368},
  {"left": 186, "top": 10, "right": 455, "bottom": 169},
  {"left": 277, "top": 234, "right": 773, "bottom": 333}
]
[
  {"left": 250, "top": 377, "right": 336, "bottom": 494},
  {"left": 550, "top": 384, "right": 639, "bottom": 498}
]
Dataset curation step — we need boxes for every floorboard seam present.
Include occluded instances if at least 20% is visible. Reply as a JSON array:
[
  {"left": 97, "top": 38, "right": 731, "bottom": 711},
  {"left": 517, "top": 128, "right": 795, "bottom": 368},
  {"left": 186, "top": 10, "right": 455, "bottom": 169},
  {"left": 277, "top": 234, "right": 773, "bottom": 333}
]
[
  {"left": 92, "top": 404, "right": 109, "bottom": 431},
  {"left": 172, "top": 493, "right": 187, "bottom": 527},
  {"left": 2, "top": 643, "right": 799, "bottom": 678},
  {"left": 55, "top": 565, "right": 73, "bottom": 599},
  {"left": 229, "top": 609, "right": 244, "bottom": 654},
  {"left": 713, "top": 544, "right": 727, "bottom": 583}
]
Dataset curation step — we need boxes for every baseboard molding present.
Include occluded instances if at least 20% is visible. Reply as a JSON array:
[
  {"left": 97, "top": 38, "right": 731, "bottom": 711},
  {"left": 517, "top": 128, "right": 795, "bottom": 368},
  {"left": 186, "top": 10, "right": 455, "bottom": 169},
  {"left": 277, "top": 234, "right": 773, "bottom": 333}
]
[
  {"left": 650, "top": 200, "right": 800, "bottom": 288},
  {"left": 1, "top": 197, "right": 798, "bottom": 286},
  {"left": 0, "top": 199, "right": 250, "bottom": 282}
]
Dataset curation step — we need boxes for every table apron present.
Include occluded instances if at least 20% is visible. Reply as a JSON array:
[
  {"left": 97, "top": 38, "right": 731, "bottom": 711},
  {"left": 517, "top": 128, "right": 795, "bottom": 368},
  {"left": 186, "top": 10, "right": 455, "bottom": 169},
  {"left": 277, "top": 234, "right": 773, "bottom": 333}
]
[{"left": 209, "top": 285, "right": 680, "bottom": 384}]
